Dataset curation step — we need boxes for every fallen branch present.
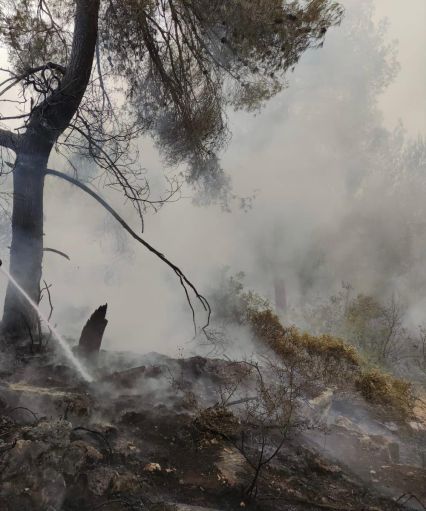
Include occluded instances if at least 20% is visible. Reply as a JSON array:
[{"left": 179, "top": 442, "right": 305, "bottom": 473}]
[{"left": 7, "top": 406, "right": 38, "bottom": 423}]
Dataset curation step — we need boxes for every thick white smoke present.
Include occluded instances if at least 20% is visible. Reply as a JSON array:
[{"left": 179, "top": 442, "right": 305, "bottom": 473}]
[{"left": 0, "top": 0, "right": 425, "bottom": 356}]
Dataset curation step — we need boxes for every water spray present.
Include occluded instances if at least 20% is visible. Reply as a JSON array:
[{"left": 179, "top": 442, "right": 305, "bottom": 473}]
[{"left": 0, "top": 259, "right": 93, "bottom": 383}]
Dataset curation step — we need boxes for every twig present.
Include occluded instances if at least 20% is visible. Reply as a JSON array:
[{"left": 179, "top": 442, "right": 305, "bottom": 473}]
[
  {"left": 43, "top": 247, "right": 71, "bottom": 261},
  {"left": 40, "top": 279, "right": 54, "bottom": 321},
  {"left": 7, "top": 406, "right": 39, "bottom": 422},
  {"left": 72, "top": 426, "right": 113, "bottom": 459}
]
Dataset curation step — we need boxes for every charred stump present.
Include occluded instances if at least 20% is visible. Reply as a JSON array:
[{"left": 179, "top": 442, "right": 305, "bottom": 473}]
[{"left": 78, "top": 304, "right": 108, "bottom": 357}]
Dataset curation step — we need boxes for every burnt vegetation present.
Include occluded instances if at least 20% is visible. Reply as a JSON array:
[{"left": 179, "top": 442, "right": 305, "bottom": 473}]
[
  {"left": 209, "top": 272, "right": 418, "bottom": 418},
  {"left": 0, "top": 2, "right": 425, "bottom": 511}
]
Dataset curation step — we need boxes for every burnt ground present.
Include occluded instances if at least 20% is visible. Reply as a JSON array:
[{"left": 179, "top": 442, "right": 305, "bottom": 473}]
[{"left": 0, "top": 351, "right": 424, "bottom": 511}]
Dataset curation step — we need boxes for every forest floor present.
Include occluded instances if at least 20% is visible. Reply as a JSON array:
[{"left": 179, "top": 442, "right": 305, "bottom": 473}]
[{"left": 0, "top": 351, "right": 425, "bottom": 511}]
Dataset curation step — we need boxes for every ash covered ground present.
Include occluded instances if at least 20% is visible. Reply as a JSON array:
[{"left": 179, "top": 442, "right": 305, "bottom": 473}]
[{"left": 0, "top": 349, "right": 424, "bottom": 511}]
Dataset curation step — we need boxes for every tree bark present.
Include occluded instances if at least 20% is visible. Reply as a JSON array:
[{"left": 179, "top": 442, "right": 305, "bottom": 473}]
[
  {"left": 1, "top": 0, "right": 100, "bottom": 340},
  {"left": 2, "top": 139, "right": 49, "bottom": 336}
]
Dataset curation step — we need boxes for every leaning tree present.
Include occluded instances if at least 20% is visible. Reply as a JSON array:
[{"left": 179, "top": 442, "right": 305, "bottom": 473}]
[{"left": 0, "top": 0, "right": 342, "bottom": 339}]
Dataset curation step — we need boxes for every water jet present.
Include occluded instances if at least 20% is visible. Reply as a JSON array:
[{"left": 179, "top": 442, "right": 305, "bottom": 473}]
[{"left": 0, "top": 258, "right": 93, "bottom": 382}]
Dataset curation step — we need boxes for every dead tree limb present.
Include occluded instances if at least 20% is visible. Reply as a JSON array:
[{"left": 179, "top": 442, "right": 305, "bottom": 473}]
[
  {"left": 7, "top": 246, "right": 70, "bottom": 261},
  {"left": 0, "top": 129, "right": 19, "bottom": 152},
  {"left": 78, "top": 304, "right": 108, "bottom": 356},
  {"left": 43, "top": 247, "right": 70, "bottom": 261},
  {"left": 44, "top": 167, "right": 211, "bottom": 332},
  {"left": 40, "top": 279, "right": 54, "bottom": 322}
]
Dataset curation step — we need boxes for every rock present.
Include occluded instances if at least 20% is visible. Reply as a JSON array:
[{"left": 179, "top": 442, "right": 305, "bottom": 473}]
[
  {"left": 358, "top": 434, "right": 391, "bottom": 463},
  {"left": 62, "top": 440, "right": 103, "bottom": 476},
  {"left": 114, "top": 437, "right": 140, "bottom": 457},
  {"left": 408, "top": 421, "right": 426, "bottom": 432},
  {"left": 308, "top": 388, "right": 334, "bottom": 421},
  {"left": 215, "top": 446, "right": 247, "bottom": 486},
  {"left": 144, "top": 462, "right": 162, "bottom": 472},
  {"left": 110, "top": 471, "right": 139, "bottom": 493},
  {"left": 39, "top": 445, "right": 66, "bottom": 471},
  {"left": 309, "top": 456, "right": 342, "bottom": 474},
  {"left": 0, "top": 442, "right": 66, "bottom": 510},
  {"left": 384, "top": 421, "right": 399, "bottom": 432},
  {"left": 39, "top": 467, "right": 66, "bottom": 509},
  {"left": 0, "top": 439, "right": 34, "bottom": 479},
  {"left": 87, "top": 466, "right": 115, "bottom": 496},
  {"left": 335, "top": 415, "right": 361, "bottom": 433},
  {"left": 63, "top": 394, "right": 92, "bottom": 417},
  {"left": 106, "top": 366, "right": 147, "bottom": 388},
  {"left": 0, "top": 439, "right": 52, "bottom": 480}
]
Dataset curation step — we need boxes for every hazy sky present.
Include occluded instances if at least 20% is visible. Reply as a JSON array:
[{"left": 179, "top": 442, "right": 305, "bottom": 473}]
[
  {"left": 374, "top": 0, "right": 426, "bottom": 136},
  {"left": 0, "top": 0, "right": 425, "bottom": 356}
]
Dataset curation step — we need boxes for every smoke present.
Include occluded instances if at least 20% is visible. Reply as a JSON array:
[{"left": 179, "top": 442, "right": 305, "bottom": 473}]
[{"left": 0, "top": 0, "right": 425, "bottom": 356}]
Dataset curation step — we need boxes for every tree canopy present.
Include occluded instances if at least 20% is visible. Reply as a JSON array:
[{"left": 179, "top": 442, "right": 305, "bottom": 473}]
[
  {"left": 0, "top": 0, "right": 342, "bottom": 335},
  {"left": 0, "top": 0, "right": 343, "bottom": 209}
]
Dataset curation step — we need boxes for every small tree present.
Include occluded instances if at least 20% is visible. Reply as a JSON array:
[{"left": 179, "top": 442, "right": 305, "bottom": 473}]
[{"left": 0, "top": 0, "right": 342, "bottom": 338}]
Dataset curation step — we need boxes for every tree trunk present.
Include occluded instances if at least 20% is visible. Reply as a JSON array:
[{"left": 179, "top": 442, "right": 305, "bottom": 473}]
[
  {"left": 0, "top": 0, "right": 100, "bottom": 340},
  {"left": 78, "top": 304, "right": 108, "bottom": 358},
  {"left": 2, "top": 141, "right": 49, "bottom": 338}
]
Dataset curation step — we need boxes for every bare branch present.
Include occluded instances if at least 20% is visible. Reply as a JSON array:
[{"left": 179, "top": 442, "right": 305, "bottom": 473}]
[
  {"left": 0, "top": 129, "right": 20, "bottom": 152},
  {"left": 40, "top": 279, "right": 54, "bottom": 322},
  {"left": 44, "top": 167, "right": 211, "bottom": 332},
  {"left": 43, "top": 247, "right": 70, "bottom": 261},
  {"left": 0, "top": 63, "right": 66, "bottom": 98},
  {"left": 31, "top": 0, "right": 101, "bottom": 137},
  {"left": 0, "top": 112, "right": 30, "bottom": 121}
]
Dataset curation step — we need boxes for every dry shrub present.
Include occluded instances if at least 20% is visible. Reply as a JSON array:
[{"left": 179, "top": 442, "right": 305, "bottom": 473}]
[
  {"left": 247, "top": 307, "right": 414, "bottom": 415},
  {"left": 248, "top": 308, "right": 361, "bottom": 383},
  {"left": 194, "top": 404, "right": 240, "bottom": 439},
  {"left": 298, "top": 332, "right": 360, "bottom": 366},
  {"left": 356, "top": 369, "right": 414, "bottom": 418},
  {"left": 211, "top": 273, "right": 415, "bottom": 418}
]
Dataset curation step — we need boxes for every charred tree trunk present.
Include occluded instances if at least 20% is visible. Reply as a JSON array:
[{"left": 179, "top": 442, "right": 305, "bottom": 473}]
[
  {"left": 2, "top": 139, "right": 50, "bottom": 337},
  {"left": 78, "top": 304, "right": 108, "bottom": 357},
  {"left": 1, "top": 0, "right": 100, "bottom": 341}
]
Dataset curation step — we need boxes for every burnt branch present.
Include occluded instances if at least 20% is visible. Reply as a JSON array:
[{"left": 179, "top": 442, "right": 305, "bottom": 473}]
[
  {"left": 44, "top": 167, "right": 211, "bottom": 332},
  {"left": 39, "top": 279, "right": 54, "bottom": 322},
  {"left": 72, "top": 426, "right": 113, "bottom": 460},
  {"left": 43, "top": 247, "right": 71, "bottom": 261},
  {"left": 0, "top": 129, "right": 20, "bottom": 152}
]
